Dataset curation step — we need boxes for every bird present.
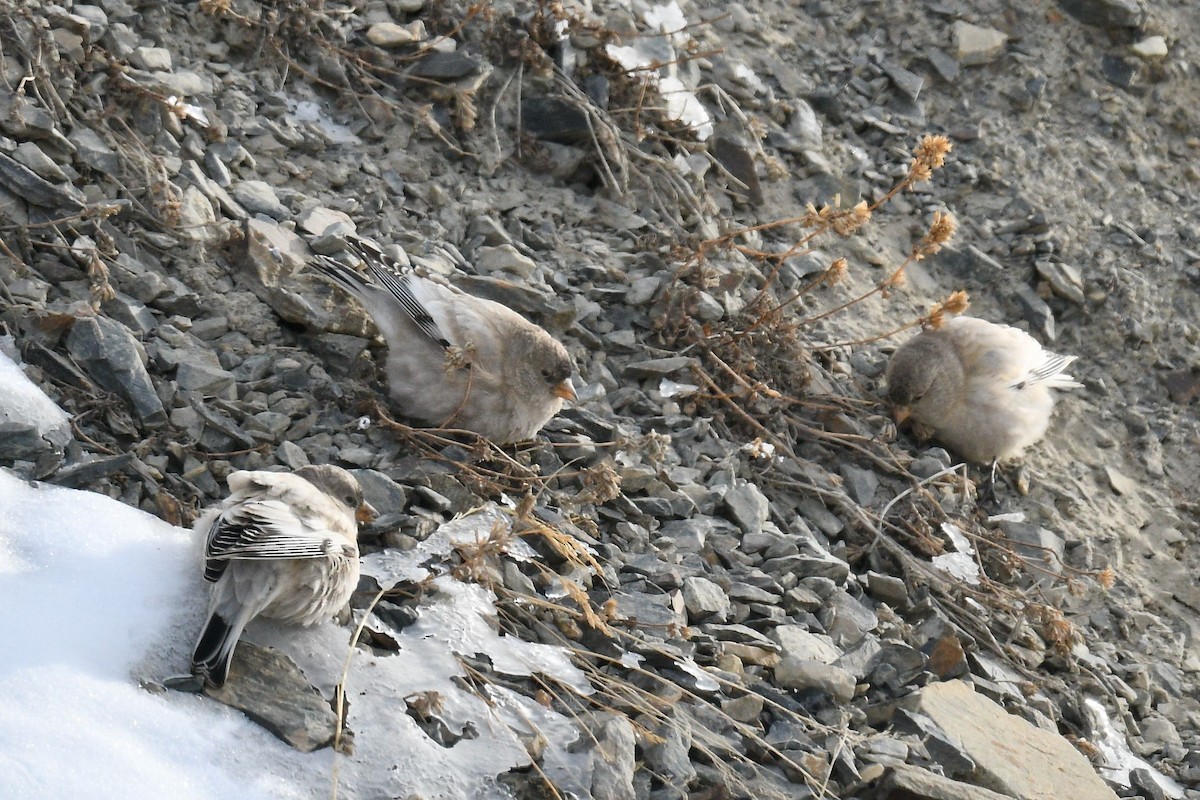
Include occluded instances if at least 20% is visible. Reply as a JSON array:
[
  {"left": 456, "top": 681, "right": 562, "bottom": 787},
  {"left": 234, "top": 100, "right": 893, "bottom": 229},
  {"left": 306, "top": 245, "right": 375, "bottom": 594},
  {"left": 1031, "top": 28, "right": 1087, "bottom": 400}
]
[
  {"left": 884, "top": 316, "right": 1082, "bottom": 465},
  {"left": 191, "top": 465, "right": 376, "bottom": 688},
  {"left": 310, "top": 238, "right": 576, "bottom": 444}
]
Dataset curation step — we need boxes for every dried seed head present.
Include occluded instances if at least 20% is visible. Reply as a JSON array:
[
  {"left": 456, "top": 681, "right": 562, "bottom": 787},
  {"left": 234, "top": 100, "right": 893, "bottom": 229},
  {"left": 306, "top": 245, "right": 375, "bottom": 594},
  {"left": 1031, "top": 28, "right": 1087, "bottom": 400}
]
[
  {"left": 914, "top": 211, "right": 957, "bottom": 259},
  {"left": 822, "top": 257, "right": 848, "bottom": 286},
  {"left": 1096, "top": 567, "right": 1116, "bottom": 590},
  {"left": 942, "top": 289, "right": 970, "bottom": 314},
  {"left": 909, "top": 134, "right": 952, "bottom": 185},
  {"left": 831, "top": 200, "right": 872, "bottom": 236}
]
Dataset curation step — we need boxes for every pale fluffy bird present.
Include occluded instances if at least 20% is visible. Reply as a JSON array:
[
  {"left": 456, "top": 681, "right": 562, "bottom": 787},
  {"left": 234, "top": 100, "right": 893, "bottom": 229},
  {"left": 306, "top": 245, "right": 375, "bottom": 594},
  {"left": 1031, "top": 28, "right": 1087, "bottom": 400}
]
[
  {"left": 885, "top": 316, "right": 1082, "bottom": 464},
  {"left": 311, "top": 239, "right": 575, "bottom": 444},
  {"left": 191, "top": 465, "right": 375, "bottom": 687}
]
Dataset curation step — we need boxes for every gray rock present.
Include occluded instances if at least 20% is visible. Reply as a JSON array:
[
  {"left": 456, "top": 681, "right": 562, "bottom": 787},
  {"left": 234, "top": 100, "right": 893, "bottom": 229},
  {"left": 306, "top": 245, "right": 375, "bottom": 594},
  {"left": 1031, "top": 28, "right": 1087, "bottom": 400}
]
[
  {"left": 204, "top": 641, "right": 339, "bottom": 752},
  {"left": 1035, "top": 260, "right": 1085, "bottom": 304},
  {"left": 819, "top": 590, "right": 878, "bottom": 646},
  {"left": 474, "top": 244, "right": 538, "bottom": 278},
  {"left": 130, "top": 46, "right": 171, "bottom": 70},
  {"left": 174, "top": 354, "right": 236, "bottom": 395},
  {"left": 916, "top": 680, "right": 1119, "bottom": 800},
  {"left": 0, "top": 422, "right": 61, "bottom": 461},
  {"left": 892, "top": 709, "right": 976, "bottom": 779},
  {"left": 574, "top": 712, "right": 636, "bottom": 800},
  {"left": 953, "top": 22, "right": 1007, "bottom": 66},
  {"left": 722, "top": 481, "right": 769, "bottom": 535},
  {"left": 681, "top": 576, "right": 730, "bottom": 622},
  {"left": 1057, "top": 0, "right": 1146, "bottom": 28},
  {"left": 797, "top": 497, "right": 844, "bottom": 536},
  {"left": 231, "top": 180, "right": 290, "bottom": 220},
  {"left": 1013, "top": 283, "right": 1057, "bottom": 341},
  {"left": 774, "top": 658, "right": 855, "bottom": 702},
  {"left": 623, "top": 356, "right": 697, "bottom": 378},
  {"left": 14, "top": 141, "right": 68, "bottom": 181},
  {"left": 239, "top": 218, "right": 371, "bottom": 336},
  {"left": 838, "top": 464, "right": 878, "bottom": 506},
  {"left": 642, "top": 711, "right": 696, "bottom": 791},
  {"left": 833, "top": 636, "right": 883, "bottom": 680},
  {"left": 66, "top": 315, "right": 166, "bottom": 426},
  {"left": 865, "top": 765, "right": 1011, "bottom": 800},
  {"left": 770, "top": 625, "right": 841, "bottom": 664}
]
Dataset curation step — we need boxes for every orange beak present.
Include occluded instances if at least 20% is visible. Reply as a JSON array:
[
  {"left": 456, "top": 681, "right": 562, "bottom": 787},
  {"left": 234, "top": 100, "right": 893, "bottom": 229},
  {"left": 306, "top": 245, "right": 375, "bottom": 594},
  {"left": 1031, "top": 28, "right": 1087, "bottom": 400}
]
[
  {"left": 356, "top": 501, "right": 378, "bottom": 525},
  {"left": 892, "top": 405, "right": 912, "bottom": 424},
  {"left": 553, "top": 379, "right": 577, "bottom": 402}
]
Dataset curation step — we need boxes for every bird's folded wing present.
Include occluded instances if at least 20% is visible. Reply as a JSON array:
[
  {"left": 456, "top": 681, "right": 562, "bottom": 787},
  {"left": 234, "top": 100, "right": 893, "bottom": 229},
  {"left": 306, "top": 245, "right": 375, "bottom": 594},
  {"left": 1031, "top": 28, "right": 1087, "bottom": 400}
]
[
  {"left": 346, "top": 238, "right": 451, "bottom": 349},
  {"left": 1019, "top": 353, "right": 1083, "bottom": 390},
  {"left": 205, "top": 499, "right": 337, "bottom": 562}
]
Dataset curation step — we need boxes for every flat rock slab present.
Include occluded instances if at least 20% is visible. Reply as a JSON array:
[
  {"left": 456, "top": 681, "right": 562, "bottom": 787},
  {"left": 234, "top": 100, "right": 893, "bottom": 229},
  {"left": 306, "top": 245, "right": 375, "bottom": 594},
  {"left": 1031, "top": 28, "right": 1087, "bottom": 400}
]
[
  {"left": 866, "top": 764, "right": 1012, "bottom": 800},
  {"left": 916, "top": 680, "right": 1117, "bottom": 800},
  {"left": 204, "top": 641, "right": 340, "bottom": 753}
]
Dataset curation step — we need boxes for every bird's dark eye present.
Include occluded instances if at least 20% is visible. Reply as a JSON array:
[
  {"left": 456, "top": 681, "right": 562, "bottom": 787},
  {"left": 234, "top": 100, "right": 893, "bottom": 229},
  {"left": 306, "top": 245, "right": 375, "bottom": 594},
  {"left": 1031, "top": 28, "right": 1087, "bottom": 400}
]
[
  {"left": 541, "top": 368, "right": 552, "bottom": 379},
  {"left": 345, "top": 494, "right": 357, "bottom": 506}
]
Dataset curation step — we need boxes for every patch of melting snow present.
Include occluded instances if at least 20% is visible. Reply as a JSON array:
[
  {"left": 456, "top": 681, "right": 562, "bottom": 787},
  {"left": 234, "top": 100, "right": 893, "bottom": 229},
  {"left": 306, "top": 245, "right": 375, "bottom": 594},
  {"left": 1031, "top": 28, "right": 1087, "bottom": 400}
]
[
  {"left": 0, "top": 347, "right": 71, "bottom": 437},
  {"left": 1085, "top": 698, "right": 1184, "bottom": 798},
  {"left": 931, "top": 521, "right": 980, "bottom": 584},
  {"left": 288, "top": 99, "right": 361, "bottom": 145},
  {"left": 603, "top": 2, "right": 713, "bottom": 140}
]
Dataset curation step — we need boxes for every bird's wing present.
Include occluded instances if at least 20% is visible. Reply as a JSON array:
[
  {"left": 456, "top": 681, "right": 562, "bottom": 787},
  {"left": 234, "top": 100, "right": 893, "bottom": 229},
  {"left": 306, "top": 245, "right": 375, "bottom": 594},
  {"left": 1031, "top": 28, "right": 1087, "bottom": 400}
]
[
  {"left": 947, "top": 317, "right": 1081, "bottom": 390},
  {"left": 1021, "top": 352, "right": 1083, "bottom": 390},
  {"left": 203, "top": 498, "right": 339, "bottom": 579},
  {"left": 345, "top": 238, "right": 452, "bottom": 350}
]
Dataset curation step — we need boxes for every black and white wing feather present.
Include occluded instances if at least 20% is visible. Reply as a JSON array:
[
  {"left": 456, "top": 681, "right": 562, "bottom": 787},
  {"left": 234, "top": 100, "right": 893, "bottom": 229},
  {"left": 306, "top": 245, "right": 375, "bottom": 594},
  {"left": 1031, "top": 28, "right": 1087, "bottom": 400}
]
[
  {"left": 202, "top": 499, "right": 340, "bottom": 583},
  {"left": 348, "top": 238, "right": 452, "bottom": 349}
]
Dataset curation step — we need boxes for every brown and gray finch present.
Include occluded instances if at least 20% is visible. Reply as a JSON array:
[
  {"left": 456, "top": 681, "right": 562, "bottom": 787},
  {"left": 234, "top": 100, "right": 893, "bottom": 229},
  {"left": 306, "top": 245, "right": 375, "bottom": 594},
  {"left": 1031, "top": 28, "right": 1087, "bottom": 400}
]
[
  {"left": 311, "top": 238, "right": 575, "bottom": 444},
  {"left": 885, "top": 316, "right": 1081, "bottom": 464},
  {"left": 191, "top": 465, "right": 375, "bottom": 687}
]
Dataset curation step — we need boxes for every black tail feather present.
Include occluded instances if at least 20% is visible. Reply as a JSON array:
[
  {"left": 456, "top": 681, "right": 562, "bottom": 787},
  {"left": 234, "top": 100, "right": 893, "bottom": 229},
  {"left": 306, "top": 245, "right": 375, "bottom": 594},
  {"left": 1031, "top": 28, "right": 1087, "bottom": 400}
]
[{"left": 191, "top": 612, "right": 238, "bottom": 688}]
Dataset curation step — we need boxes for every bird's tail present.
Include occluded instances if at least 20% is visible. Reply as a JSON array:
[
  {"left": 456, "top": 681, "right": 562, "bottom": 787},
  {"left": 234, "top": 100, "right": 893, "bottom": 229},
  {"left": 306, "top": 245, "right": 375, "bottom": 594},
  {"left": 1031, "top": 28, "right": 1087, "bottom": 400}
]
[{"left": 191, "top": 611, "right": 244, "bottom": 688}]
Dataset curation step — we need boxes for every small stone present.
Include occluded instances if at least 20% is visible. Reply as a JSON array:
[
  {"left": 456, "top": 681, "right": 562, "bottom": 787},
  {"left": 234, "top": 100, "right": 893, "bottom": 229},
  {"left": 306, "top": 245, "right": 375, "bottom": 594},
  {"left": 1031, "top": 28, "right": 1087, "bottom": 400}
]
[
  {"left": 773, "top": 658, "right": 855, "bottom": 702},
  {"left": 68, "top": 127, "right": 120, "bottom": 173},
  {"left": 722, "top": 482, "right": 769, "bottom": 535},
  {"left": 872, "top": 765, "right": 1010, "bottom": 800},
  {"left": 722, "top": 694, "right": 764, "bottom": 723},
  {"left": 174, "top": 355, "right": 236, "bottom": 395},
  {"left": 624, "top": 276, "right": 662, "bottom": 306},
  {"left": 1034, "top": 260, "right": 1085, "bottom": 304},
  {"left": 770, "top": 625, "right": 841, "bottom": 665},
  {"left": 474, "top": 244, "right": 538, "bottom": 278},
  {"left": 130, "top": 46, "right": 172, "bottom": 71},
  {"left": 231, "top": 180, "right": 290, "bottom": 221},
  {"left": 366, "top": 22, "right": 418, "bottom": 47},
  {"left": 296, "top": 206, "right": 356, "bottom": 238},
  {"left": 1104, "top": 465, "right": 1138, "bottom": 496},
  {"left": 838, "top": 464, "right": 878, "bottom": 506},
  {"left": 1129, "top": 36, "right": 1167, "bottom": 59},
  {"left": 953, "top": 22, "right": 1008, "bottom": 66},
  {"left": 681, "top": 576, "right": 730, "bottom": 622},
  {"left": 521, "top": 96, "right": 593, "bottom": 145},
  {"left": 203, "top": 642, "right": 338, "bottom": 752},
  {"left": 66, "top": 315, "right": 166, "bottom": 426},
  {"left": 13, "top": 142, "right": 68, "bottom": 182},
  {"left": 623, "top": 357, "right": 697, "bottom": 378},
  {"left": 1057, "top": 0, "right": 1146, "bottom": 29},
  {"left": 572, "top": 713, "right": 637, "bottom": 800}
]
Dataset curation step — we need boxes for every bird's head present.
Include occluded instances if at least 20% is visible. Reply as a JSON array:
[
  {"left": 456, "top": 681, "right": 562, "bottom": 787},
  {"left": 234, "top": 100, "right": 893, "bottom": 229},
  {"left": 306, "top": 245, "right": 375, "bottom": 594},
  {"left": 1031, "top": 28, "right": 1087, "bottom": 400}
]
[
  {"left": 295, "top": 465, "right": 377, "bottom": 527},
  {"left": 884, "top": 335, "right": 960, "bottom": 425},
  {"left": 511, "top": 329, "right": 576, "bottom": 406}
]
